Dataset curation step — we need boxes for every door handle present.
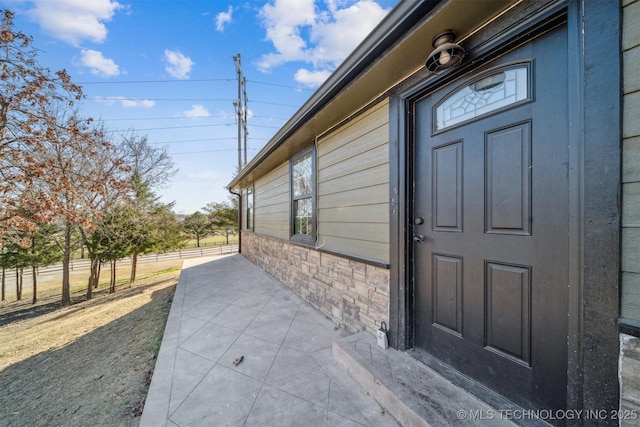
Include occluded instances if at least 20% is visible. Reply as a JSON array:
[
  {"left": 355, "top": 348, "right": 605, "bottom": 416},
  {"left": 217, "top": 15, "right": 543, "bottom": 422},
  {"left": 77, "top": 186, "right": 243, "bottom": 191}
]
[{"left": 413, "top": 234, "right": 426, "bottom": 243}]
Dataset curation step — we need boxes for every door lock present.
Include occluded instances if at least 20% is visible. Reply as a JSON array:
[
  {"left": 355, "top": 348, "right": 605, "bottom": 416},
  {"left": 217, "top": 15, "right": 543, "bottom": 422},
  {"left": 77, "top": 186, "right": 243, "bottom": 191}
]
[{"left": 413, "top": 234, "right": 426, "bottom": 243}]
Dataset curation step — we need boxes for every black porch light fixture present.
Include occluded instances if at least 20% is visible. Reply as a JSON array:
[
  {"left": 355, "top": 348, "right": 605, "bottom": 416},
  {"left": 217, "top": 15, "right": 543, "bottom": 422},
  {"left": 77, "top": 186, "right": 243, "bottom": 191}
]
[{"left": 425, "top": 30, "right": 465, "bottom": 74}]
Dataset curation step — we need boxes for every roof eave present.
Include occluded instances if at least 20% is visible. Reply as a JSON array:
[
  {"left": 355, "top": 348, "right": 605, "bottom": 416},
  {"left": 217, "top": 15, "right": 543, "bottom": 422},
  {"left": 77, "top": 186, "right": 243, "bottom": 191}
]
[{"left": 227, "top": 0, "right": 440, "bottom": 190}]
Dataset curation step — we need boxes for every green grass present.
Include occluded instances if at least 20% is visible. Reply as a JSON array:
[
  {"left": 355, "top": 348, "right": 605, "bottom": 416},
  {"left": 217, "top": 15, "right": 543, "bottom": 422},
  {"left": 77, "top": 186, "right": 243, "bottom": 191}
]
[
  {"left": 150, "top": 267, "right": 182, "bottom": 276},
  {"left": 95, "top": 266, "right": 183, "bottom": 287},
  {"left": 184, "top": 235, "right": 238, "bottom": 248}
]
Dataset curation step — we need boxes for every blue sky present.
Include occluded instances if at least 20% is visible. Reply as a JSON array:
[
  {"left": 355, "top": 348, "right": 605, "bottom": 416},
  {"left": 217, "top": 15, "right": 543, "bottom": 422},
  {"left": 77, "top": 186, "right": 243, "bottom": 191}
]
[{"left": 1, "top": 0, "right": 400, "bottom": 214}]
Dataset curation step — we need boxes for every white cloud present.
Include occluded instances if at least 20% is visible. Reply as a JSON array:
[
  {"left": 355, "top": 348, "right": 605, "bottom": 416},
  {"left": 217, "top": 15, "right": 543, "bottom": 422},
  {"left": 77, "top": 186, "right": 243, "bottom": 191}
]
[
  {"left": 310, "top": 1, "right": 387, "bottom": 66},
  {"left": 217, "top": 108, "right": 235, "bottom": 120},
  {"left": 258, "top": 0, "right": 390, "bottom": 87},
  {"left": 163, "top": 49, "right": 194, "bottom": 80},
  {"left": 215, "top": 6, "right": 233, "bottom": 32},
  {"left": 294, "top": 68, "right": 331, "bottom": 88},
  {"left": 96, "top": 96, "right": 155, "bottom": 108},
  {"left": 79, "top": 49, "right": 119, "bottom": 77},
  {"left": 24, "top": 0, "right": 123, "bottom": 46},
  {"left": 180, "top": 105, "right": 210, "bottom": 118},
  {"left": 257, "top": 0, "right": 315, "bottom": 70}
]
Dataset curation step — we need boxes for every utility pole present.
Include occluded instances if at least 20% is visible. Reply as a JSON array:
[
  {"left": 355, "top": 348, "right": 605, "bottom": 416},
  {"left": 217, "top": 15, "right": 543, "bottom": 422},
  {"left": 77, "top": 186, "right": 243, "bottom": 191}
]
[{"left": 233, "top": 54, "right": 248, "bottom": 170}]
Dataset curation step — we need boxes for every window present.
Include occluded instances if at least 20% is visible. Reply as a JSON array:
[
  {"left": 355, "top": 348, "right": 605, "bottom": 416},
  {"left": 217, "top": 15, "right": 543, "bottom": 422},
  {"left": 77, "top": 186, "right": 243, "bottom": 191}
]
[
  {"left": 290, "top": 147, "right": 315, "bottom": 243},
  {"left": 434, "top": 63, "right": 532, "bottom": 132},
  {"left": 246, "top": 185, "right": 254, "bottom": 230}
]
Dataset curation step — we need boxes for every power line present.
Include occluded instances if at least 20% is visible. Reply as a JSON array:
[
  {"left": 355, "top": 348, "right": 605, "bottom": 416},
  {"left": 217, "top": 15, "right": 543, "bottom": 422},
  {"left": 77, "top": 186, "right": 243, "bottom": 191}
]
[
  {"left": 171, "top": 147, "right": 260, "bottom": 156},
  {"left": 147, "top": 137, "right": 270, "bottom": 145},
  {"left": 103, "top": 115, "right": 231, "bottom": 122},
  {"left": 100, "top": 121, "right": 280, "bottom": 135},
  {"left": 89, "top": 97, "right": 300, "bottom": 108},
  {"left": 248, "top": 79, "right": 315, "bottom": 92},
  {"left": 76, "top": 77, "right": 314, "bottom": 92},
  {"left": 104, "top": 123, "right": 235, "bottom": 132},
  {"left": 102, "top": 114, "right": 290, "bottom": 122},
  {"left": 77, "top": 78, "right": 234, "bottom": 84},
  {"left": 149, "top": 137, "right": 236, "bottom": 145},
  {"left": 250, "top": 123, "right": 282, "bottom": 129},
  {"left": 91, "top": 97, "right": 232, "bottom": 102},
  {"left": 252, "top": 100, "right": 300, "bottom": 107}
]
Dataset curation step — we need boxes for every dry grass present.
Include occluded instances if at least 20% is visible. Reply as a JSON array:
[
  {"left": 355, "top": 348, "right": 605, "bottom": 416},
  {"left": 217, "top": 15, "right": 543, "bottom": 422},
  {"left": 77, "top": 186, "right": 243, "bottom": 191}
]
[{"left": 0, "top": 259, "right": 183, "bottom": 427}]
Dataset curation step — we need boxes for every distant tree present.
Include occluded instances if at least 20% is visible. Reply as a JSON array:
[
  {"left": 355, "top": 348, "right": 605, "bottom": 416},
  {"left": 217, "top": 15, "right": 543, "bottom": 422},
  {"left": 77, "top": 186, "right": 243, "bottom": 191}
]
[
  {"left": 151, "top": 206, "right": 185, "bottom": 253},
  {"left": 182, "top": 211, "right": 211, "bottom": 248},
  {"left": 0, "top": 10, "right": 84, "bottom": 246},
  {"left": 203, "top": 198, "right": 238, "bottom": 244},
  {"left": 0, "top": 237, "right": 29, "bottom": 300},
  {"left": 125, "top": 177, "right": 184, "bottom": 284},
  {"left": 82, "top": 226, "right": 107, "bottom": 298},
  {"left": 101, "top": 206, "right": 135, "bottom": 293},
  {"left": 116, "top": 134, "right": 179, "bottom": 283},
  {"left": 24, "top": 223, "right": 63, "bottom": 303},
  {"left": 0, "top": 224, "right": 64, "bottom": 303}
]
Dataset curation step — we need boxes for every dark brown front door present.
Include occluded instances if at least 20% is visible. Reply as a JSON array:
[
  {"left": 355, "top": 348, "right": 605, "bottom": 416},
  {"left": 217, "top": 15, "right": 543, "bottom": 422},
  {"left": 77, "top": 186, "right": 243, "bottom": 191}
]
[{"left": 412, "top": 25, "right": 569, "bottom": 411}]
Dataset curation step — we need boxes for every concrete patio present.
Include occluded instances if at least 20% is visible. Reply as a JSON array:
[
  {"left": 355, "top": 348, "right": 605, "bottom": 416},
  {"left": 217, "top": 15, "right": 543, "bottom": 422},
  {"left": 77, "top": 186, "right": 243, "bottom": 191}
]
[
  {"left": 141, "top": 253, "right": 521, "bottom": 427},
  {"left": 140, "top": 254, "right": 398, "bottom": 427}
]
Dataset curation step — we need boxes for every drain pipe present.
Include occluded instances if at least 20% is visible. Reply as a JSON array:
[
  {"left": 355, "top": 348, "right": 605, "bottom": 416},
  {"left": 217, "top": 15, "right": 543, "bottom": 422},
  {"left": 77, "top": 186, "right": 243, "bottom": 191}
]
[{"left": 228, "top": 188, "right": 242, "bottom": 254}]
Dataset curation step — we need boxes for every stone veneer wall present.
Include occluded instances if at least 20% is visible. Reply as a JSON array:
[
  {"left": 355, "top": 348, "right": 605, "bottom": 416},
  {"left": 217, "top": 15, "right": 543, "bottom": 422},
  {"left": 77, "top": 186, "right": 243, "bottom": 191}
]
[
  {"left": 242, "top": 232, "right": 389, "bottom": 335},
  {"left": 620, "top": 335, "right": 640, "bottom": 424}
]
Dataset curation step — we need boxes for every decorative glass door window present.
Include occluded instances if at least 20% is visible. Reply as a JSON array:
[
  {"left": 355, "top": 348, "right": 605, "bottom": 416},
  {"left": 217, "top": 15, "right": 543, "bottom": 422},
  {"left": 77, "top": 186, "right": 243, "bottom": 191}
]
[{"left": 434, "top": 63, "right": 531, "bottom": 132}]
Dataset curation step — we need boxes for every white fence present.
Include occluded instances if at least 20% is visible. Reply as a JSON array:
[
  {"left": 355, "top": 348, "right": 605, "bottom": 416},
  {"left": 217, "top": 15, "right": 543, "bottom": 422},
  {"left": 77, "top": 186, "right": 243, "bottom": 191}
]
[{"left": 2, "top": 244, "right": 239, "bottom": 286}]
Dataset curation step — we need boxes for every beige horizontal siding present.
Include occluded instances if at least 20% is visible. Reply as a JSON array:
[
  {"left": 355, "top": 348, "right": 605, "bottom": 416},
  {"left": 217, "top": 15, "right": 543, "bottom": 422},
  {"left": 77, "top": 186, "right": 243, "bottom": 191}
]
[
  {"left": 320, "top": 222, "right": 389, "bottom": 243},
  {"left": 622, "top": 0, "right": 640, "bottom": 321},
  {"left": 319, "top": 143, "right": 389, "bottom": 184},
  {"left": 624, "top": 92, "right": 640, "bottom": 139},
  {"left": 319, "top": 183, "right": 389, "bottom": 209},
  {"left": 624, "top": 46, "right": 640, "bottom": 94},
  {"left": 622, "top": 272, "right": 640, "bottom": 318},
  {"left": 319, "top": 163, "right": 388, "bottom": 197},
  {"left": 319, "top": 204, "right": 389, "bottom": 223},
  {"left": 623, "top": 0, "right": 640, "bottom": 51},
  {"left": 623, "top": 183, "right": 640, "bottom": 227},
  {"left": 254, "top": 162, "right": 289, "bottom": 240},
  {"left": 623, "top": 228, "right": 640, "bottom": 274},
  {"left": 320, "top": 121, "right": 389, "bottom": 168},
  {"left": 317, "top": 99, "right": 390, "bottom": 263},
  {"left": 623, "top": 136, "right": 640, "bottom": 183}
]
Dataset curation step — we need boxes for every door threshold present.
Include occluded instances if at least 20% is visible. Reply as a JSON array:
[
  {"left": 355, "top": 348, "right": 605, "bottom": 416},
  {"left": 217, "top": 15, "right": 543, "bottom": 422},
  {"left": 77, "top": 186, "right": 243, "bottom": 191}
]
[
  {"left": 407, "top": 348, "right": 553, "bottom": 427},
  {"left": 333, "top": 332, "right": 551, "bottom": 427}
]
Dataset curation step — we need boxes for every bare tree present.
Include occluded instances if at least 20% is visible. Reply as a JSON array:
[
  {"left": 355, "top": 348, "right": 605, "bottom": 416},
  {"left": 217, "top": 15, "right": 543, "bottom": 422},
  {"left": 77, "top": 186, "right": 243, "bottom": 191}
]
[
  {"left": 33, "top": 108, "right": 130, "bottom": 305},
  {"left": 118, "top": 133, "right": 177, "bottom": 189},
  {"left": 0, "top": 10, "right": 83, "bottom": 246}
]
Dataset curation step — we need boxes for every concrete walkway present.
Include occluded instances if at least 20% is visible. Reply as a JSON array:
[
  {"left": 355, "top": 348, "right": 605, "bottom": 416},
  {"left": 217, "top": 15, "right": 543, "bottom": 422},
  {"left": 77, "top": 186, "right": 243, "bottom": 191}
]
[{"left": 140, "top": 254, "right": 398, "bottom": 427}]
